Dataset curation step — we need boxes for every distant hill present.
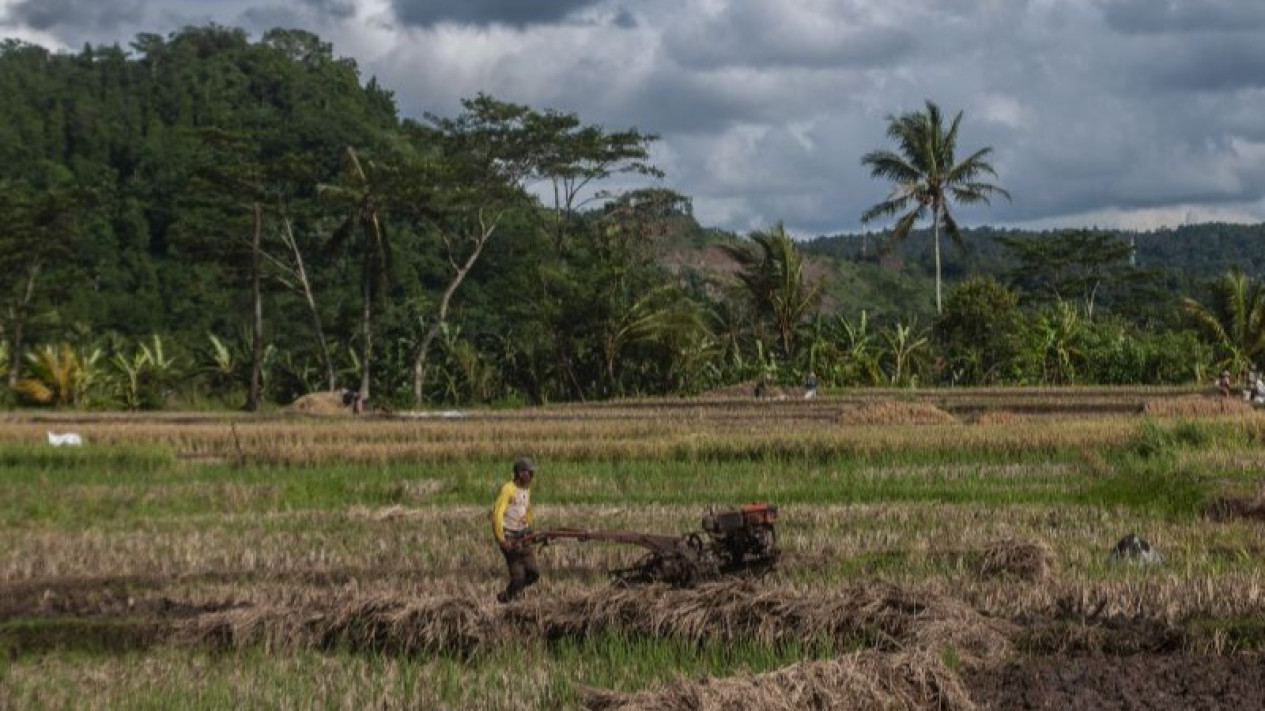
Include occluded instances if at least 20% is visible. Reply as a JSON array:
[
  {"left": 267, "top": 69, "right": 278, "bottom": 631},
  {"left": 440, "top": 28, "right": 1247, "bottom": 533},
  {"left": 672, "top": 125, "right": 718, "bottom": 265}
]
[
  {"left": 656, "top": 221, "right": 1265, "bottom": 325},
  {"left": 801, "top": 222, "right": 1265, "bottom": 283}
]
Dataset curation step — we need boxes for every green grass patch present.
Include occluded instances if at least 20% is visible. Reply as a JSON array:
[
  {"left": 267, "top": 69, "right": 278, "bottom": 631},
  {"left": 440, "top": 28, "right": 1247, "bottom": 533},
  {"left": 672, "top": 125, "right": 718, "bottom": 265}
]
[
  {"left": 0, "top": 633, "right": 835, "bottom": 711},
  {"left": 0, "top": 617, "right": 160, "bottom": 656},
  {"left": 1184, "top": 616, "right": 1265, "bottom": 653},
  {"left": 0, "top": 444, "right": 1231, "bottom": 529},
  {"left": 0, "top": 442, "right": 176, "bottom": 478},
  {"left": 1076, "top": 459, "right": 1211, "bottom": 517},
  {"left": 1130, "top": 417, "right": 1252, "bottom": 458}
]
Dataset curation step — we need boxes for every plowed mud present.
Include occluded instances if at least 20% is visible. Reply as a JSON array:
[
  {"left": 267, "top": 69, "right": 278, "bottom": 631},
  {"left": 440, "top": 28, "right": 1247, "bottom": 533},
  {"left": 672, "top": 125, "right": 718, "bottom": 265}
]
[
  {"left": 964, "top": 655, "right": 1265, "bottom": 710},
  {"left": 5, "top": 576, "right": 1265, "bottom": 710}
]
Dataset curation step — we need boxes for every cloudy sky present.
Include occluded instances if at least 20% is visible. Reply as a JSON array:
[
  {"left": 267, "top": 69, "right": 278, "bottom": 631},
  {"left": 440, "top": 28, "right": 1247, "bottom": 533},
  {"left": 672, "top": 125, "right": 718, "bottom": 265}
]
[{"left": 3, "top": 0, "right": 1265, "bottom": 237}]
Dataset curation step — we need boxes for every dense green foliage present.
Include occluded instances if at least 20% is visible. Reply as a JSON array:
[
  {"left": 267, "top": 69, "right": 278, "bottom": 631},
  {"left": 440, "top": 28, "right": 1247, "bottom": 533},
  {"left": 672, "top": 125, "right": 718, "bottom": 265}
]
[{"left": 0, "top": 26, "right": 1260, "bottom": 409}]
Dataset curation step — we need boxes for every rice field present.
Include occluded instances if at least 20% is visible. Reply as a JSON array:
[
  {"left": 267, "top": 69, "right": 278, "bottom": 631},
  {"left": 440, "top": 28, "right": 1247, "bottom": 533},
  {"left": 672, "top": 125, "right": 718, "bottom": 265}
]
[{"left": 3, "top": 387, "right": 1265, "bottom": 709}]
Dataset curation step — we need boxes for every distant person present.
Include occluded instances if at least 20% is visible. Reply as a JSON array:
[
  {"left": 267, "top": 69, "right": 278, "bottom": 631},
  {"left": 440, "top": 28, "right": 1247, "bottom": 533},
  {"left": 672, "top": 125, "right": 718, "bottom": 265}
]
[
  {"left": 1218, "top": 370, "right": 1232, "bottom": 398},
  {"left": 754, "top": 379, "right": 767, "bottom": 399},
  {"left": 341, "top": 388, "right": 365, "bottom": 414},
  {"left": 804, "top": 371, "right": 818, "bottom": 400},
  {"left": 491, "top": 457, "right": 539, "bottom": 603},
  {"left": 1251, "top": 371, "right": 1265, "bottom": 405}
]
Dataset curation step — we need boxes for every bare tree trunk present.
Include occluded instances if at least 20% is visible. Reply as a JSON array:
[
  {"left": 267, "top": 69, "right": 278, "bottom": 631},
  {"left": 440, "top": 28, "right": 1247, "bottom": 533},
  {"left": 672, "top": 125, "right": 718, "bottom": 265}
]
[
  {"left": 933, "top": 210, "right": 943, "bottom": 315},
  {"left": 411, "top": 211, "right": 499, "bottom": 408},
  {"left": 360, "top": 260, "right": 372, "bottom": 404},
  {"left": 7, "top": 261, "right": 40, "bottom": 388},
  {"left": 246, "top": 201, "right": 262, "bottom": 412},
  {"left": 277, "top": 216, "right": 336, "bottom": 391}
]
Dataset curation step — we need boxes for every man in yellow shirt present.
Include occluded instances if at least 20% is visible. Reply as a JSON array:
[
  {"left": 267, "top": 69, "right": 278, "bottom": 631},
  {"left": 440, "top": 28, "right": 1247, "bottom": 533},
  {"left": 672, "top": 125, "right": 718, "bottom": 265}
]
[{"left": 492, "top": 457, "right": 539, "bottom": 603}]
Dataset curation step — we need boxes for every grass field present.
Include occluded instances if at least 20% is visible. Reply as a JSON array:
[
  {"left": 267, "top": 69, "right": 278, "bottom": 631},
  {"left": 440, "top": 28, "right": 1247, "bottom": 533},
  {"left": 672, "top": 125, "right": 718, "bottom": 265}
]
[{"left": 3, "top": 387, "right": 1265, "bottom": 709}]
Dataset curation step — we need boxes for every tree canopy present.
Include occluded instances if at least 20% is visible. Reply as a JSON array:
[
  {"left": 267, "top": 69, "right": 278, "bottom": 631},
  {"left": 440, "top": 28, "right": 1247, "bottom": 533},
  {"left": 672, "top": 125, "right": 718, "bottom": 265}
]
[{"left": 0, "top": 28, "right": 1256, "bottom": 410}]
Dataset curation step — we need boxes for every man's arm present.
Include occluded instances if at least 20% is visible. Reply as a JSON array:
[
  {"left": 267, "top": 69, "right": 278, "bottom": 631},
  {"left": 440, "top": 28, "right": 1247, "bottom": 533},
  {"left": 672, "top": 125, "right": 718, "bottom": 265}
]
[{"left": 491, "top": 482, "right": 514, "bottom": 545}]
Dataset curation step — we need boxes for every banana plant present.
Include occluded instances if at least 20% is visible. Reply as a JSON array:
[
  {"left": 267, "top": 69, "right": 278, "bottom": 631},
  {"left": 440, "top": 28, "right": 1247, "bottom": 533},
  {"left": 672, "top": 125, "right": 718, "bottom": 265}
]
[
  {"left": 1182, "top": 270, "right": 1265, "bottom": 375},
  {"left": 202, "top": 334, "right": 241, "bottom": 395},
  {"left": 13, "top": 343, "right": 102, "bottom": 407},
  {"left": 1035, "top": 302, "right": 1086, "bottom": 385},
  {"left": 110, "top": 349, "right": 148, "bottom": 410},
  {"left": 881, "top": 319, "right": 930, "bottom": 387},
  {"left": 109, "top": 335, "right": 184, "bottom": 410},
  {"left": 834, "top": 312, "right": 883, "bottom": 386}
]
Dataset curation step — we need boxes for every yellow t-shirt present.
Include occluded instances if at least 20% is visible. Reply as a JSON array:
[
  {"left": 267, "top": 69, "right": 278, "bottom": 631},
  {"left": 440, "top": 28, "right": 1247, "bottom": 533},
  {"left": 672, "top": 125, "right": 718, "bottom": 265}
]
[{"left": 491, "top": 481, "right": 531, "bottom": 544}]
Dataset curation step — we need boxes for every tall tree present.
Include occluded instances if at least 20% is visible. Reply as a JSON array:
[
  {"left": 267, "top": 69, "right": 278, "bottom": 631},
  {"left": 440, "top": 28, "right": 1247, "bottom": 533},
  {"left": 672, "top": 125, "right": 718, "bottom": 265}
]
[
  {"left": 585, "top": 189, "right": 706, "bottom": 395},
  {"left": 721, "top": 224, "right": 824, "bottom": 362},
  {"left": 425, "top": 94, "right": 662, "bottom": 254},
  {"left": 860, "top": 100, "right": 1010, "bottom": 314},
  {"left": 0, "top": 182, "right": 88, "bottom": 387},
  {"left": 407, "top": 96, "right": 665, "bottom": 406},
  {"left": 934, "top": 276, "right": 1024, "bottom": 385},
  {"left": 320, "top": 146, "right": 396, "bottom": 404},
  {"left": 189, "top": 128, "right": 277, "bottom": 411},
  {"left": 1000, "top": 229, "right": 1157, "bottom": 319}
]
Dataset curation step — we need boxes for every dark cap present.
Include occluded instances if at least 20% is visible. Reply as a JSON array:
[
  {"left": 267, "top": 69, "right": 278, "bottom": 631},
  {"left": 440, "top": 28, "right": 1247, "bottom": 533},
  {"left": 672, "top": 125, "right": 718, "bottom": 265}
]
[{"left": 513, "top": 457, "right": 537, "bottom": 474}]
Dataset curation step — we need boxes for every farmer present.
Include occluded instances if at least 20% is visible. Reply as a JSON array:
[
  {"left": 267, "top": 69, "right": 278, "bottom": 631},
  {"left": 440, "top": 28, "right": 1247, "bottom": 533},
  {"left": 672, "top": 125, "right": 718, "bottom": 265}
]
[
  {"left": 491, "top": 457, "right": 539, "bottom": 603},
  {"left": 1218, "top": 370, "right": 1233, "bottom": 398},
  {"left": 804, "top": 371, "right": 818, "bottom": 400}
]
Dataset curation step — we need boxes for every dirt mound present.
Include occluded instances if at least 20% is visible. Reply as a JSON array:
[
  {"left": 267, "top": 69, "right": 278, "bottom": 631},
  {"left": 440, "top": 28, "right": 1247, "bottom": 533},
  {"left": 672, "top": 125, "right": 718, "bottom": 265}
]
[
  {"left": 964, "top": 654, "right": 1265, "bottom": 710},
  {"left": 1016, "top": 616, "right": 1182, "bottom": 656},
  {"left": 1141, "top": 396, "right": 1252, "bottom": 417},
  {"left": 286, "top": 391, "right": 351, "bottom": 416},
  {"left": 838, "top": 400, "right": 958, "bottom": 425},
  {"left": 584, "top": 651, "right": 976, "bottom": 711},
  {"left": 976, "top": 539, "right": 1055, "bottom": 583}
]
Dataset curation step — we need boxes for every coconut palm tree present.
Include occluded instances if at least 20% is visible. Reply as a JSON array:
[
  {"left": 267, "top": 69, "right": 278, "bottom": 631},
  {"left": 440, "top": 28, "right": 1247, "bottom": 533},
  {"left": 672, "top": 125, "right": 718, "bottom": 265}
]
[
  {"left": 861, "top": 100, "right": 1010, "bottom": 314},
  {"left": 721, "top": 224, "right": 824, "bottom": 362},
  {"left": 1182, "top": 270, "right": 1265, "bottom": 375}
]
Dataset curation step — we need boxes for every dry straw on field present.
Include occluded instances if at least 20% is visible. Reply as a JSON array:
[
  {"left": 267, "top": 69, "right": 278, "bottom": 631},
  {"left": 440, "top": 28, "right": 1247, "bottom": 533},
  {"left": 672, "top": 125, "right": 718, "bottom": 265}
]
[
  {"left": 179, "top": 582, "right": 1014, "bottom": 667},
  {"left": 0, "top": 401, "right": 1168, "bottom": 464},
  {"left": 975, "top": 538, "right": 1055, "bottom": 583},
  {"left": 582, "top": 650, "right": 977, "bottom": 711},
  {"left": 285, "top": 392, "right": 352, "bottom": 416},
  {"left": 970, "top": 410, "right": 1027, "bottom": 426},
  {"left": 1141, "top": 396, "right": 1252, "bottom": 417},
  {"left": 837, "top": 401, "right": 958, "bottom": 426}
]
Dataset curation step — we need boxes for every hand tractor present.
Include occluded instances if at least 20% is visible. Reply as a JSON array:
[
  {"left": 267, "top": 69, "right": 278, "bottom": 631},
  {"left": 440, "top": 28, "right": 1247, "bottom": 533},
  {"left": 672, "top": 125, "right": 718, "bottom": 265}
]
[{"left": 521, "top": 503, "right": 781, "bottom": 588}]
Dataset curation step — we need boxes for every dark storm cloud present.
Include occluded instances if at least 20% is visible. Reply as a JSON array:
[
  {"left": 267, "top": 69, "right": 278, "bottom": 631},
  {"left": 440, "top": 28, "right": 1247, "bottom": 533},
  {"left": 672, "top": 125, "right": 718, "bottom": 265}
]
[
  {"left": 1140, "top": 37, "right": 1265, "bottom": 92},
  {"left": 666, "top": 25, "right": 914, "bottom": 71},
  {"left": 4, "top": 0, "right": 1263, "bottom": 231},
  {"left": 298, "top": 0, "right": 356, "bottom": 20},
  {"left": 240, "top": 6, "right": 306, "bottom": 32},
  {"left": 390, "top": 0, "right": 605, "bottom": 28},
  {"left": 1100, "top": 0, "right": 1265, "bottom": 34},
  {"left": 662, "top": 3, "right": 914, "bottom": 70},
  {"left": 611, "top": 7, "right": 636, "bottom": 29},
  {"left": 5, "top": 0, "right": 144, "bottom": 31}
]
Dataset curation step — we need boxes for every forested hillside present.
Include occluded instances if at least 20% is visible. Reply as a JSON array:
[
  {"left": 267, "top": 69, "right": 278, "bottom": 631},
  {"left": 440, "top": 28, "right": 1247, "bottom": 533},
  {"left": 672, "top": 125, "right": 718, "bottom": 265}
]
[{"left": 1, "top": 26, "right": 1262, "bottom": 410}]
